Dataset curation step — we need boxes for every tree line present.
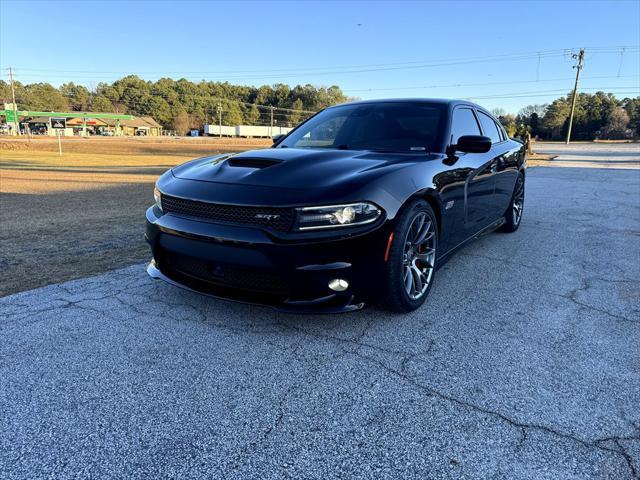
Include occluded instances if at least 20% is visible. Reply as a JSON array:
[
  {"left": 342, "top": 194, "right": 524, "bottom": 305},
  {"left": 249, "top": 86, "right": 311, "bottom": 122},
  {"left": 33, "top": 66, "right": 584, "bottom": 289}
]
[
  {"left": 1, "top": 77, "right": 638, "bottom": 139},
  {"left": 492, "top": 92, "right": 640, "bottom": 141},
  {"left": 0, "top": 76, "right": 349, "bottom": 133}
]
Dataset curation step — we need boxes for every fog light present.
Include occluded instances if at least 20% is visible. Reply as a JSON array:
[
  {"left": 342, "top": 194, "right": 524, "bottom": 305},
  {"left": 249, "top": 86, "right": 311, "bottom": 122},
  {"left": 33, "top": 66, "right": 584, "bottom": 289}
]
[{"left": 328, "top": 278, "right": 349, "bottom": 292}]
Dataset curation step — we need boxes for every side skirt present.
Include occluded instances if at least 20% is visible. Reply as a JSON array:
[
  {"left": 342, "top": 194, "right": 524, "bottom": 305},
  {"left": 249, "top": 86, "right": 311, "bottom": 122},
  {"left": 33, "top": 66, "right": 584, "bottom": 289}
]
[{"left": 435, "top": 217, "right": 506, "bottom": 270}]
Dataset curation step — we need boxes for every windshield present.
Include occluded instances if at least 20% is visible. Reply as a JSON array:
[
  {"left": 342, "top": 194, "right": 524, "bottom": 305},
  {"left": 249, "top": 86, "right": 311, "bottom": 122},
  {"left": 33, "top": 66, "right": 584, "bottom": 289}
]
[{"left": 279, "top": 102, "right": 445, "bottom": 153}]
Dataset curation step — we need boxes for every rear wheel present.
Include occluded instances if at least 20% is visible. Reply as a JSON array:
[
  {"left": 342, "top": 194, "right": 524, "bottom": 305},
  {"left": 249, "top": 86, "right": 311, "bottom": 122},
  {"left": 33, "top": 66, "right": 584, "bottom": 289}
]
[
  {"left": 380, "top": 200, "right": 437, "bottom": 312},
  {"left": 499, "top": 172, "right": 525, "bottom": 233}
]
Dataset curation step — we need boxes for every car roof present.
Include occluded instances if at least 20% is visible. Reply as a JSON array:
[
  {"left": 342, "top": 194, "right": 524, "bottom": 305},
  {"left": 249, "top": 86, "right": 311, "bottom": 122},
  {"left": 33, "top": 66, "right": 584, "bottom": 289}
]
[{"left": 327, "top": 98, "right": 487, "bottom": 112}]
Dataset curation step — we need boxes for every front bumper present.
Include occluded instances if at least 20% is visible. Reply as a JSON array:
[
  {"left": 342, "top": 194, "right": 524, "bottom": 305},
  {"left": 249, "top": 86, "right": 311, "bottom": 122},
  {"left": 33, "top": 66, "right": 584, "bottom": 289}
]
[{"left": 145, "top": 206, "right": 390, "bottom": 313}]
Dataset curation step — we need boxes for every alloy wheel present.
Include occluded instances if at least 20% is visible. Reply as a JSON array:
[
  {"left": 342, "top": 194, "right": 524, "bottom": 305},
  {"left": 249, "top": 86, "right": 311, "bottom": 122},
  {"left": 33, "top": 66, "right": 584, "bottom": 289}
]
[
  {"left": 403, "top": 212, "right": 436, "bottom": 300},
  {"left": 513, "top": 176, "right": 525, "bottom": 225}
]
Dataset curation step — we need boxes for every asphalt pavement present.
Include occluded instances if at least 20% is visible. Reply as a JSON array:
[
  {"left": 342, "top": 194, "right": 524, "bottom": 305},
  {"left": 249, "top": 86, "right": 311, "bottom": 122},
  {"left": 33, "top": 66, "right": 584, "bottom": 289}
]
[
  {"left": 1, "top": 150, "right": 639, "bottom": 479},
  {"left": 534, "top": 141, "right": 640, "bottom": 169}
]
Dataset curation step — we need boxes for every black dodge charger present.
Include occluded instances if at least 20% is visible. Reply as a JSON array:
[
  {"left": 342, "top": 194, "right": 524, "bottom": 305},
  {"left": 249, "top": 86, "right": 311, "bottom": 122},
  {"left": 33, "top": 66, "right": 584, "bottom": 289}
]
[{"left": 146, "top": 99, "right": 526, "bottom": 312}]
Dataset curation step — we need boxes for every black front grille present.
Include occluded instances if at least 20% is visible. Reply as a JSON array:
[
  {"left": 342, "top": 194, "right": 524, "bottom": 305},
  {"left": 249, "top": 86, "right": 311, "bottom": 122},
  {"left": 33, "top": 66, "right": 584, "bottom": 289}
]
[
  {"left": 161, "top": 194, "right": 294, "bottom": 232},
  {"left": 160, "top": 251, "right": 289, "bottom": 295}
]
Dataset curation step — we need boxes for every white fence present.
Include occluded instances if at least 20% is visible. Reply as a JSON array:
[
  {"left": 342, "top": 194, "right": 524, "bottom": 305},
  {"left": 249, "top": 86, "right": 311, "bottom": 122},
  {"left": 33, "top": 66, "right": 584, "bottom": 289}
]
[{"left": 204, "top": 124, "right": 293, "bottom": 138}]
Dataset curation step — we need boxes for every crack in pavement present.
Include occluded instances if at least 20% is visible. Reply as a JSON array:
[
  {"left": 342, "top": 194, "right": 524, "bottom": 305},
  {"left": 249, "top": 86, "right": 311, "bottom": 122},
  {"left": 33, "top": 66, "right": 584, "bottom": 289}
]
[
  {"left": 220, "top": 347, "right": 352, "bottom": 475},
  {"left": 347, "top": 348, "right": 640, "bottom": 478},
  {"left": 595, "top": 437, "right": 640, "bottom": 478},
  {"left": 268, "top": 318, "right": 639, "bottom": 477},
  {"left": 222, "top": 382, "right": 299, "bottom": 475},
  {"left": 558, "top": 276, "right": 640, "bottom": 324}
]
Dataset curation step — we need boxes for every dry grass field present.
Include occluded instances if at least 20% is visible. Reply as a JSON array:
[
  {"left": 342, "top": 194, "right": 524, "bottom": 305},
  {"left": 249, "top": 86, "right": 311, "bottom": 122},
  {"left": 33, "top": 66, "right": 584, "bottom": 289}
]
[{"left": 0, "top": 136, "right": 271, "bottom": 296}]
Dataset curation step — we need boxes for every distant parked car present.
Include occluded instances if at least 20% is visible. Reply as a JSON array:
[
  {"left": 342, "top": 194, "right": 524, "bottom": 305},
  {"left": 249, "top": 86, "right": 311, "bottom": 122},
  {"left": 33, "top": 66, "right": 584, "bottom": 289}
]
[
  {"left": 146, "top": 99, "right": 526, "bottom": 313},
  {"left": 136, "top": 130, "right": 147, "bottom": 136},
  {"left": 100, "top": 130, "right": 114, "bottom": 136}
]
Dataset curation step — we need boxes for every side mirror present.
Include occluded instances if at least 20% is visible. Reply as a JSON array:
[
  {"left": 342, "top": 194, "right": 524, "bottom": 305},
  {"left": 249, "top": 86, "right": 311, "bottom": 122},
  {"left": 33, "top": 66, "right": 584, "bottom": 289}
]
[
  {"left": 450, "top": 135, "right": 492, "bottom": 154},
  {"left": 272, "top": 134, "right": 285, "bottom": 144}
]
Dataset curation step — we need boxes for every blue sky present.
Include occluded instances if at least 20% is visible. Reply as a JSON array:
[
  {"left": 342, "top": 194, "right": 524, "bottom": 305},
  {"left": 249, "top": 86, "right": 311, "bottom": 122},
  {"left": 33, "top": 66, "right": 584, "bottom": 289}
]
[{"left": 1, "top": 0, "right": 639, "bottom": 113}]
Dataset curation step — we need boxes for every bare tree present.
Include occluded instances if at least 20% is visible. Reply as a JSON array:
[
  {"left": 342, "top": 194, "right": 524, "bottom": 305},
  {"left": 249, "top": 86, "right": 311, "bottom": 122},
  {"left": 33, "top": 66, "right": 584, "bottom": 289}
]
[
  {"left": 172, "top": 112, "right": 190, "bottom": 135},
  {"left": 518, "top": 104, "right": 548, "bottom": 117},
  {"left": 601, "top": 107, "right": 630, "bottom": 139}
]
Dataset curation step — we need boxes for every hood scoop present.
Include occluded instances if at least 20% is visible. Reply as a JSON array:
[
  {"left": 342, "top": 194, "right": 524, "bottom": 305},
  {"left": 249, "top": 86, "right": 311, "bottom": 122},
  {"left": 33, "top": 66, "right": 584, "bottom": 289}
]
[{"left": 227, "top": 157, "right": 282, "bottom": 169}]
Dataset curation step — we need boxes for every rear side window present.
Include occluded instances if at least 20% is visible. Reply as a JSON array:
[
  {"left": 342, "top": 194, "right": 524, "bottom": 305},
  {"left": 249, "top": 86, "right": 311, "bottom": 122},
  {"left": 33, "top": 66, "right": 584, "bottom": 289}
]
[
  {"left": 497, "top": 122, "right": 508, "bottom": 140},
  {"left": 477, "top": 111, "right": 502, "bottom": 143},
  {"left": 450, "top": 108, "right": 481, "bottom": 144}
]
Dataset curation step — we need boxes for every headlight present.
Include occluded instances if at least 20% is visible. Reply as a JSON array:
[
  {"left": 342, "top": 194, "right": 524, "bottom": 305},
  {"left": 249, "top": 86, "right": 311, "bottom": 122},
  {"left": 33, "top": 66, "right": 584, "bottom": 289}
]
[
  {"left": 296, "top": 202, "right": 381, "bottom": 231},
  {"left": 153, "top": 186, "right": 162, "bottom": 212}
]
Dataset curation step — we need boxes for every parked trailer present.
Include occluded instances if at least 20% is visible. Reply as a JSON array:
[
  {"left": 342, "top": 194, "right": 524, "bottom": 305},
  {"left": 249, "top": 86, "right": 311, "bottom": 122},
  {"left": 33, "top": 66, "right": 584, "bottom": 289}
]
[
  {"left": 204, "top": 125, "right": 236, "bottom": 136},
  {"left": 272, "top": 126, "right": 293, "bottom": 136},
  {"left": 204, "top": 124, "right": 294, "bottom": 138},
  {"left": 235, "top": 125, "right": 269, "bottom": 138},
  {"left": 235, "top": 125, "right": 294, "bottom": 138}
]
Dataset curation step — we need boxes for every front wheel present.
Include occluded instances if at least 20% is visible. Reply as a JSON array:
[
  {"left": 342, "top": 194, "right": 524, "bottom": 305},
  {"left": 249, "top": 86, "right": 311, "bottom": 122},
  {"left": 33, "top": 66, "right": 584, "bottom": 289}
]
[
  {"left": 380, "top": 200, "right": 437, "bottom": 312},
  {"left": 499, "top": 173, "right": 525, "bottom": 233}
]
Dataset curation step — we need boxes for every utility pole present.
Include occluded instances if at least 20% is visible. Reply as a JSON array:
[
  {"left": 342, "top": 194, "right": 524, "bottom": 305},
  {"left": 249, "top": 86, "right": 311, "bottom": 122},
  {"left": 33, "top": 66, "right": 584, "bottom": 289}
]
[
  {"left": 269, "top": 106, "right": 274, "bottom": 136},
  {"left": 8, "top": 67, "right": 20, "bottom": 136},
  {"left": 565, "top": 48, "right": 584, "bottom": 145},
  {"left": 217, "top": 102, "right": 222, "bottom": 138}
]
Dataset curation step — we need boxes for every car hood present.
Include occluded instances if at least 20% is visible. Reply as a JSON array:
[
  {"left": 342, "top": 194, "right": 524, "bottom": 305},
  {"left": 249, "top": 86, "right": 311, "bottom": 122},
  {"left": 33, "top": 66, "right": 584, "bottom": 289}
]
[{"left": 171, "top": 147, "right": 432, "bottom": 189}]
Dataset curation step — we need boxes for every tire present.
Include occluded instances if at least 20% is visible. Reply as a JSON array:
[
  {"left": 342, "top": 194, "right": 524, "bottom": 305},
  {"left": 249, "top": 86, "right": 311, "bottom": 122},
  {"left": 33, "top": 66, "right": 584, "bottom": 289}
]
[
  {"left": 499, "top": 172, "right": 525, "bottom": 233},
  {"left": 380, "top": 200, "right": 438, "bottom": 312}
]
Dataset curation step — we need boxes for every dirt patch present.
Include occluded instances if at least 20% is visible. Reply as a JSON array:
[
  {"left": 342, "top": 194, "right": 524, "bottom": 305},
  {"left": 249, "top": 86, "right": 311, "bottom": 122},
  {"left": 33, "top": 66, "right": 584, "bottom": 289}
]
[
  {"left": 0, "top": 141, "right": 267, "bottom": 296},
  {"left": 527, "top": 153, "right": 558, "bottom": 166}
]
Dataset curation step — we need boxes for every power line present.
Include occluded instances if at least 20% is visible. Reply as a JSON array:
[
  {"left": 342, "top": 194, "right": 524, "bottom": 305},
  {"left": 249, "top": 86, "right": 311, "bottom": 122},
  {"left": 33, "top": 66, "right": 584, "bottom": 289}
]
[
  {"left": 0, "top": 53, "right": 574, "bottom": 80},
  {"left": 464, "top": 86, "right": 638, "bottom": 98},
  {"left": 343, "top": 75, "right": 640, "bottom": 93},
  {"left": 465, "top": 92, "right": 638, "bottom": 101},
  {"left": 10, "top": 46, "right": 638, "bottom": 75},
  {"left": 0, "top": 50, "right": 578, "bottom": 74},
  {"left": 1, "top": 50, "right": 579, "bottom": 74},
  {"left": 8, "top": 46, "right": 638, "bottom": 80},
  {"left": 465, "top": 89, "right": 638, "bottom": 101}
]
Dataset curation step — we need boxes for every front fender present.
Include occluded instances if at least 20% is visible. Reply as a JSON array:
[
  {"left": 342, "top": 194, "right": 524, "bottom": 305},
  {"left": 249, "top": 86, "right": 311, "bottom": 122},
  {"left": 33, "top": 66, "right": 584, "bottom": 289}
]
[{"left": 359, "top": 156, "right": 447, "bottom": 222}]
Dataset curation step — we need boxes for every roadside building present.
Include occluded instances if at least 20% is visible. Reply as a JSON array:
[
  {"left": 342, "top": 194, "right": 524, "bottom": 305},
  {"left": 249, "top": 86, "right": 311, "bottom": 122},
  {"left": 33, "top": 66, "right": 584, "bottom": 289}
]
[
  {"left": 25, "top": 117, "right": 51, "bottom": 135},
  {"left": 67, "top": 117, "right": 110, "bottom": 136},
  {"left": 139, "top": 116, "right": 163, "bottom": 136},
  {"left": 1, "top": 106, "right": 163, "bottom": 136},
  {"left": 102, "top": 116, "right": 163, "bottom": 136},
  {"left": 25, "top": 117, "right": 73, "bottom": 136}
]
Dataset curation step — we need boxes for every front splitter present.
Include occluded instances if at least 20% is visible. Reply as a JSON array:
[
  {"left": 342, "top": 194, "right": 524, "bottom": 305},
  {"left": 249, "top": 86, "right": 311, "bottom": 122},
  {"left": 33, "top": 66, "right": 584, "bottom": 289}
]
[{"left": 146, "top": 262, "right": 364, "bottom": 314}]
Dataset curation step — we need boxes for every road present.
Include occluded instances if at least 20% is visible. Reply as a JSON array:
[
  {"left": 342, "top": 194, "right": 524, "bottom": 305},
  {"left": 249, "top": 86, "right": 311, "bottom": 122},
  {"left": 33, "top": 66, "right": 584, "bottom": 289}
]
[
  {"left": 534, "top": 141, "right": 640, "bottom": 169},
  {"left": 1, "top": 151, "right": 639, "bottom": 478}
]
